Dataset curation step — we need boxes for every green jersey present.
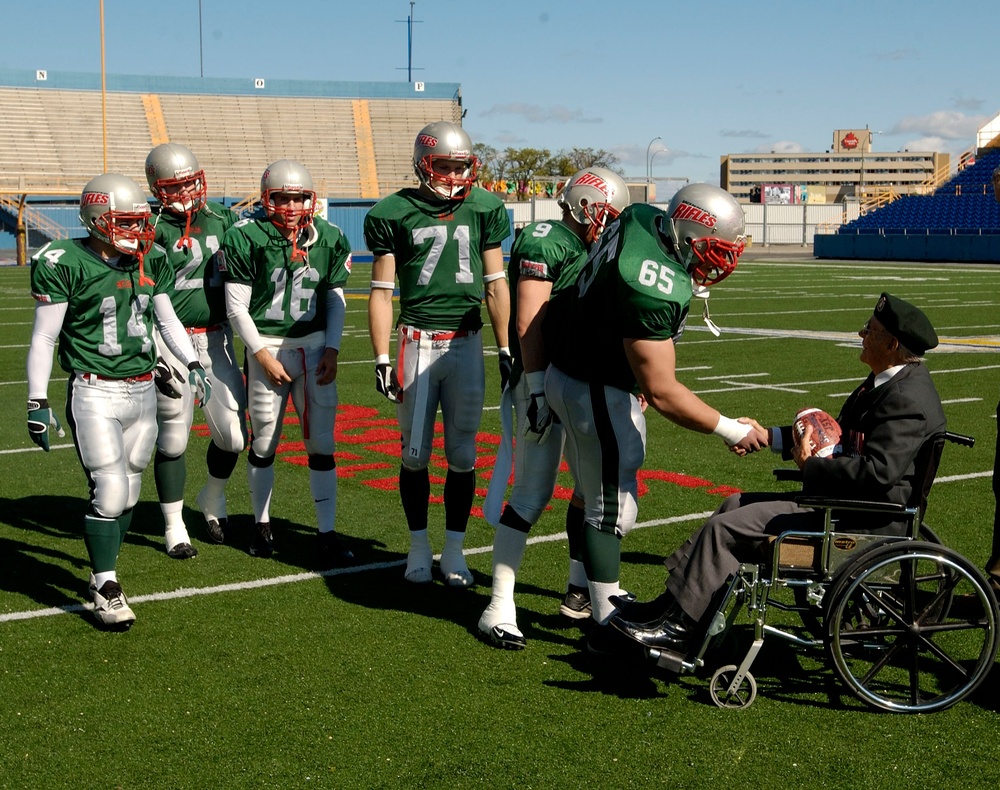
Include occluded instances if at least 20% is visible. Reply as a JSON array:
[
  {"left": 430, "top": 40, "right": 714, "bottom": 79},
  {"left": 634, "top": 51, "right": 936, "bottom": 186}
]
[
  {"left": 545, "top": 203, "right": 693, "bottom": 393},
  {"left": 30, "top": 239, "right": 175, "bottom": 378},
  {"left": 152, "top": 201, "right": 237, "bottom": 327},
  {"left": 221, "top": 216, "right": 352, "bottom": 339},
  {"left": 363, "top": 186, "right": 511, "bottom": 331},
  {"left": 507, "top": 219, "right": 587, "bottom": 380}
]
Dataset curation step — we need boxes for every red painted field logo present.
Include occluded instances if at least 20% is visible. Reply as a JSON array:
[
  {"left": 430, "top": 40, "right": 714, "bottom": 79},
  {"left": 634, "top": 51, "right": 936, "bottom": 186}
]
[
  {"left": 417, "top": 134, "right": 438, "bottom": 148},
  {"left": 81, "top": 191, "right": 110, "bottom": 206},
  {"left": 671, "top": 202, "right": 717, "bottom": 229},
  {"left": 842, "top": 132, "right": 859, "bottom": 150},
  {"left": 193, "top": 402, "right": 742, "bottom": 520}
]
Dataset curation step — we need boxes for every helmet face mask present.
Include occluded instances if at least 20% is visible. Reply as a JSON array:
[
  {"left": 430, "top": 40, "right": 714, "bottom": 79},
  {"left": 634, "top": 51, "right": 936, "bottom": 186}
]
[
  {"left": 260, "top": 160, "right": 316, "bottom": 230},
  {"left": 80, "top": 174, "right": 154, "bottom": 257},
  {"left": 557, "top": 167, "right": 631, "bottom": 244},
  {"left": 413, "top": 121, "right": 479, "bottom": 200},
  {"left": 145, "top": 143, "right": 207, "bottom": 216},
  {"left": 663, "top": 184, "right": 746, "bottom": 287}
]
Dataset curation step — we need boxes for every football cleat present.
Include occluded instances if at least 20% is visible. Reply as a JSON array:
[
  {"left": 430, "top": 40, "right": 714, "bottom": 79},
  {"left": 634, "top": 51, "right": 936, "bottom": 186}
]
[
  {"left": 404, "top": 545, "right": 433, "bottom": 584},
  {"left": 559, "top": 584, "right": 592, "bottom": 620},
  {"left": 90, "top": 577, "right": 136, "bottom": 631},
  {"left": 440, "top": 553, "right": 474, "bottom": 588},
  {"left": 317, "top": 530, "right": 355, "bottom": 565},
  {"left": 196, "top": 486, "right": 228, "bottom": 544},
  {"left": 478, "top": 619, "right": 526, "bottom": 651},
  {"left": 167, "top": 541, "right": 198, "bottom": 560},
  {"left": 249, "top": 521, "right": 274, "bottom": 558}
]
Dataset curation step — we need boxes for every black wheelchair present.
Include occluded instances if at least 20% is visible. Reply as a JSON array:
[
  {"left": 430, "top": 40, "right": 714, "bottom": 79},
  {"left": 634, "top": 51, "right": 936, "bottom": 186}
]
[{"left": 646, "top": 431, "right": 999, "bottom": 713}]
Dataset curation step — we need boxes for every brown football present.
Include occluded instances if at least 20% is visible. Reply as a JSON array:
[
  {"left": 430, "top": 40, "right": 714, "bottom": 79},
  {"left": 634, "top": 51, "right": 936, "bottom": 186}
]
[{"left": 793, "top": 407, "right": 842, "bottom": 458}]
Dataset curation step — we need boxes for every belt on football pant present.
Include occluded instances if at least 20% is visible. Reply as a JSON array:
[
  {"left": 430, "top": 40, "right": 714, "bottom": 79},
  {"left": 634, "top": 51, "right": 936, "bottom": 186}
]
[
  {"left": 80, "top": 371, "right": 154, "bottom": 384},
  {"left": 187, "top": 324, "right": 225, "bottom": 334},
  {"left": 401, "top": 325, "right": 478, "bottom": 342}
]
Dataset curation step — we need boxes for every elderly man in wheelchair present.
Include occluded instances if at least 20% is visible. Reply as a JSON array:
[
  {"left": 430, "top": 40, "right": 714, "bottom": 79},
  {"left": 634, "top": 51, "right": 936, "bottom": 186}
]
[{"left": 610, "top": 292, "right": 999, "bottom": 712}]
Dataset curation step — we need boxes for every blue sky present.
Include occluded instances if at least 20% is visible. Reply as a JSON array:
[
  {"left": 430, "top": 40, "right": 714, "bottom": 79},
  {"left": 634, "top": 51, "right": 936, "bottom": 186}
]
[{"left": 2, "top": 0, "right": 998, "bottom": 196}]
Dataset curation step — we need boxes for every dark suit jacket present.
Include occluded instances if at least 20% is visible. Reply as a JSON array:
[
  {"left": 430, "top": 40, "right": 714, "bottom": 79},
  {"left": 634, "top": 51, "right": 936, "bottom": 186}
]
[{"left": 778, "top": 362, "right": 946, "bottom": 533}]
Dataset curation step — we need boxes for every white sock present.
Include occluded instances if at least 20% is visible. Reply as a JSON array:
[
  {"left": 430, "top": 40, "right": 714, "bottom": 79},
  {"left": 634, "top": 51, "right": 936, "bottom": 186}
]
[
  {"left": 247, "top": 464, "right": 274, "bottom": 523},
  {"left": 310, "top": 468, "right": 338, "bottom": 533},
  {"left": 588, "top": 580, "right": 622, "bottom": 626},
  {"left": 164, "top": 525, "right": 192, "bottom": 549},
  {"left": 201, "top": 474, "right": 229, "bottom": 517},
  {"left": 93, "top": 570, "right": 118, "bottom": 589},
  {"left": 440, "top": 529, "right": 468, "bottom": 567},
  {"left": 486, "top": 526, "right": 528, "bottom": 622},
  {"left": 160, "top": 500, "right": 185, "bottom": 532},
  {"left": 567, "top": 558, "right": 588, "bottom": 589}
]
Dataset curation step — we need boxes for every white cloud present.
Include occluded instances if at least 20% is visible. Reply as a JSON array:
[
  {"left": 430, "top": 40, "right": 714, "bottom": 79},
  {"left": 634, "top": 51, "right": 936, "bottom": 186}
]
[
  {"left": 890, "top": 110, "right": 988, "bottom": 140},
  {"left": 480, "top": 103, "right": 602, "bottom": 124},
  {"left": 752, "top": 140, "right": 806, "bottom": 154}
]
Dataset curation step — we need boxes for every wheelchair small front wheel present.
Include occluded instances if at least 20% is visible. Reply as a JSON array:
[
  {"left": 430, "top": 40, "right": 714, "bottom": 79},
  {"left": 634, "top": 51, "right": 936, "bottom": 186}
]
[{"left": 709, "top": 664, "right": 757, "bottom": 710}]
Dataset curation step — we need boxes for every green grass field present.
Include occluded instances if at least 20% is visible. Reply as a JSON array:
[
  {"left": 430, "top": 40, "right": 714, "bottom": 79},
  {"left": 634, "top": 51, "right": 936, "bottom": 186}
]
[{"left": 2, "top": 256, "right": 1000, "bottom": 789}]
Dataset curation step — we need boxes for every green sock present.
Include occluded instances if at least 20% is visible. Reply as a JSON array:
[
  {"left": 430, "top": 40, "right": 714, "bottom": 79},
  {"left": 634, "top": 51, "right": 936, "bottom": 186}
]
[
  {"left": 582, "top": 525, "right": 621, "bottom": 583},
  {"left": 153, "top": 451, "right": 187, "bottom": 504},
  {"left": 84, "top": 514, "right": 121, "bottom": 573},
  {"left": 118, "top": 508, "right": 133, "bottom": 550}
]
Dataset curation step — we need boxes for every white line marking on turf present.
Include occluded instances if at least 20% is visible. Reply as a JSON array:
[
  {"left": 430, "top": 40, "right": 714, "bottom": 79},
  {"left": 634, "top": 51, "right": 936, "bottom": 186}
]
[{"left": 0, "top": 511, "right": 715, "bottom": 624}]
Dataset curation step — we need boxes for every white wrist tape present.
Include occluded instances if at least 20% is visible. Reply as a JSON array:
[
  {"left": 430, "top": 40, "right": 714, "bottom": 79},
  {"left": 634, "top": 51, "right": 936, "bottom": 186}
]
[
  {"left": 370, "top": 280, "right": 395, "bottom": 290},
  {"left": 499, "top": 346, "right": 510, "bottom": 357},
  {"left": 525, "top": 371, "right": 546, "bottom": 392},
  {"left": 375, "top": 354, "right": 391, "bottom": 366},
  {"left": 713, "top": 415, "right": 752, "bottom": 446}
]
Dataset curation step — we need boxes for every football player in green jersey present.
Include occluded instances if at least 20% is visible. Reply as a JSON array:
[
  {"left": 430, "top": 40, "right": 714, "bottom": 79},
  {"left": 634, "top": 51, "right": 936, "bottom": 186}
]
[
  {"left": 479, "top": 167, "right": 631, "bottom": 649},
  {"left": 145, "top": 143, "right": 247, "bottom": 558},
  {"left": 542, "top": 183, "right": 766, "bottom": 653},
  {"left": 222, "top": 160, "right": 354, "bottom": 563},
  {"left": 26, "top": 173, "right": 211, "bottom": 631},
  {"left": 366, "top": 121, "right": 511, "bottom": 587}
]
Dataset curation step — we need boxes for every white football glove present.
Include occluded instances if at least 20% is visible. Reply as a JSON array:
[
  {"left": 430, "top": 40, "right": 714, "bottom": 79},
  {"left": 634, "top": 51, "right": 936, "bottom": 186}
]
[{"left": 188, "top": 363, "right": 212, "bottom": 408}]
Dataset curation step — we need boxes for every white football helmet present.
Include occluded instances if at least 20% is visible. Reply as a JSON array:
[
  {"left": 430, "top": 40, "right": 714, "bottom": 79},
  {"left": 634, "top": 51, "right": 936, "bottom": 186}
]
[
  {"left": 662, "top": 183, "right": 746, "bottom": 287},
  {"left": 413, "top": 121, "right": 479, "bottom": 200},
  {"left": 558, "top": 167, "right": 631, "bottom": 244},
  {"left": 79, "top": 174, "right": 154, "bottom": 256},
  {"left": 145, "top": 143, "right": 207, "bottom": 216},
  {"left": 260, "top": 159, "right": 316, "bottom": 229}
]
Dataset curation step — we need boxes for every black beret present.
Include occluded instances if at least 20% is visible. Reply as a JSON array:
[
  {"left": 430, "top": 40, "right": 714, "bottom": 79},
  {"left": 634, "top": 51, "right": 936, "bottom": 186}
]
[{"left": 874, "top": 292, "right": 938, "bottom": 354}]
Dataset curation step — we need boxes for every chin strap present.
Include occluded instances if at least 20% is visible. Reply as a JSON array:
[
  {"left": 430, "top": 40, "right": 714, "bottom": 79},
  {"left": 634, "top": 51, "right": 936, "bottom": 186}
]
[
  {"left": 180, "top": 212, "right": 194, "bottom": 250},
  {"left": 137, "top": 252, "right": 155, "bottom": 287},
  {"left": 692, "top": 283, "right": 721, "bottom": 337}
]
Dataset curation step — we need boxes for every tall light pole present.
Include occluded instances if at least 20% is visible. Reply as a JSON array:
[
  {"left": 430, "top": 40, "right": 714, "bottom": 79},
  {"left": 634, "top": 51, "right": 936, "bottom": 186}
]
[
  {"left": 645, "top": 136, "right": 662, "bottom": 183},
  {"left": 650, "top": 148, "right": 669, "bottom": 176}
]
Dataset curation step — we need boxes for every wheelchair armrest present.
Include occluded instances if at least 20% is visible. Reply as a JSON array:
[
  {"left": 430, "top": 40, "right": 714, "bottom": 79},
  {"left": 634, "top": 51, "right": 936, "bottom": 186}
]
[
  {"left": 773, "top": 468, "right": 803, "bottom": 483},
  {"left": 945, "top": 431, "right": 975, "bottom": 448},
  {"left": 793, "top": 496, "right": 909, "bottom": 514}
]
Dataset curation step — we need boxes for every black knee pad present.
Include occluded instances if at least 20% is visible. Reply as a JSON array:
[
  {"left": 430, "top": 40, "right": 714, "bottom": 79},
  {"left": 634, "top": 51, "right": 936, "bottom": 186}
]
[
  {"left": 307, "top": 454, "right": 336, "bottom": 472},
  {"left": 248, "top": 449, "right": 276, "bottom": 468}
]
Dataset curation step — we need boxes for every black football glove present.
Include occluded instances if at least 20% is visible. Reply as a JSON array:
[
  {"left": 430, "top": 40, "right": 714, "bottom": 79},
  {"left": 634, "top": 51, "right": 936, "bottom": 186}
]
[
  {"left": 27, "top": 397, "right": 64, "bottom": 452},
  {"left": 523, "top": 391, "right": 553, "bottom": 445},
  {"left": 498, "top": 349, "right": 513, "bottom": 394},
  {"left": 375, "top": 362, "right": 402, "bottom": 403},
  {"left": 154, "top": 359, "right": 186, "bottom": 399}
]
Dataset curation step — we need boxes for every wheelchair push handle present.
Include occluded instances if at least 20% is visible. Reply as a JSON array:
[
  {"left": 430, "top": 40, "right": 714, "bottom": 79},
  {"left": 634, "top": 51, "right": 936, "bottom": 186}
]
[{"left": 944, "top": 431, "right": 975, "bottom": 448}]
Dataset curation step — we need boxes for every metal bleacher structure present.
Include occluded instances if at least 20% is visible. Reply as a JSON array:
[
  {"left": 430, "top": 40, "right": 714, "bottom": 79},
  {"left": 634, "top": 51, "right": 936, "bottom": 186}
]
[
  {"left": 0, "top": 68, "right": 463, "bottom": 258},
  {"left": 815, "top": 113, "right": 1000, "bottom": 262}
]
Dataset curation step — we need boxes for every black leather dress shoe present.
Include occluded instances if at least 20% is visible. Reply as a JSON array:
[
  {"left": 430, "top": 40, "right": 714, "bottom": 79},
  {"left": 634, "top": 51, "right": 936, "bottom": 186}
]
[
  {"left": 609, "top": 608, "right": 697, "bottom": 653},
  {"left": 609, "top": 590, "right": 676, "bottom": 625}
]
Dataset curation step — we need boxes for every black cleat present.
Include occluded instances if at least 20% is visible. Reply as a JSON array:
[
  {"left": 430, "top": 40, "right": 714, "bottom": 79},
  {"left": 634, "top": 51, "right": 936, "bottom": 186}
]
[
  {"left": 167, "top": 542, "right": 198, "bottom": 560},
  {"left": 559, "top": 584, "right": 592, "bottom": 620},
  {"left": 249, "top": 521, "right": 274, "bottom": 558},
  {"left": 317, "top": 530, "right": 355, "bottom": 565}
]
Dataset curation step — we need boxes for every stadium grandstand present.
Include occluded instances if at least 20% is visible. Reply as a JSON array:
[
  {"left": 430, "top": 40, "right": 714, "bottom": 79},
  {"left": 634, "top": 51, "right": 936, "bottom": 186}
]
[
  {"left": 815, "top": 113, "right": 1000, "bottom": 262},
  {"left": 0, "top": 67, "right": 464, "bottom": 261}
]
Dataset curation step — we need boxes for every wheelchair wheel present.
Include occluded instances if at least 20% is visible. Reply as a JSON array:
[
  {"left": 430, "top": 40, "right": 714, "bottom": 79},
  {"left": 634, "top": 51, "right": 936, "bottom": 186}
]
[
  {"left": 796, "top": 526, "right": 943, "bottom": 638},
  {"left": 825, "top": 541, "right": 999, "bottom": 713},
  {"left": 709, "top": 664, "right": 757, "bottom": 710}
]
